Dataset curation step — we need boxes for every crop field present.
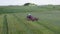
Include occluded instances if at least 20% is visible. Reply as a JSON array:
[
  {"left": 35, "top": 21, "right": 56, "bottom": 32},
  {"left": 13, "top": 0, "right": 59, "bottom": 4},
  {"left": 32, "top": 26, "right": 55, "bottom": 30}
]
[
  {"left": 0, "top": 6, "right": 60, "bottom": 34},
  {"left": 0, "top": 11, "right": 60, "bottom": 34}
]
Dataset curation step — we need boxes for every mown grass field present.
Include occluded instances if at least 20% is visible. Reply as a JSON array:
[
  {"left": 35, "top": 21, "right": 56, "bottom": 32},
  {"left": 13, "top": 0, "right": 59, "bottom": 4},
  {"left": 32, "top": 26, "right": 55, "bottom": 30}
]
[{"left": 0, "top": 6, "right": 60, "bottom": 34}]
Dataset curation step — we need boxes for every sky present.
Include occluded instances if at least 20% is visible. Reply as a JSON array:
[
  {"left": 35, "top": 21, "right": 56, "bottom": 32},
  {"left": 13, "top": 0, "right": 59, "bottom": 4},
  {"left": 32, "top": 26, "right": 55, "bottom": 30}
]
[{"left": 0, "top": 0, "right": 60, "bottom": 6}]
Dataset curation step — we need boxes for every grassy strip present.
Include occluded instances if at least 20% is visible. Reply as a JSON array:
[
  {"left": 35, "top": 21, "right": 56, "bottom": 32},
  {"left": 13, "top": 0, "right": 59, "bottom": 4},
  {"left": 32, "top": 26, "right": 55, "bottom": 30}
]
[
  {"left": 36, "top": 21, "right": 60, "bottom": 34},
  {"left": 3, "top": 15, "right": 8, "bottom": 34},
  {"left": 13, "top": 14, "right": 33, "bottom": 34}
]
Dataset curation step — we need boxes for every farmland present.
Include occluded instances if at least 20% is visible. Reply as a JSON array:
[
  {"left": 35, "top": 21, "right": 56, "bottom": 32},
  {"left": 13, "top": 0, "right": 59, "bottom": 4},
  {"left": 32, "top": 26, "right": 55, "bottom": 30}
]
[{"left": 0, "top": 5, "right": 60, "bottom": 34}]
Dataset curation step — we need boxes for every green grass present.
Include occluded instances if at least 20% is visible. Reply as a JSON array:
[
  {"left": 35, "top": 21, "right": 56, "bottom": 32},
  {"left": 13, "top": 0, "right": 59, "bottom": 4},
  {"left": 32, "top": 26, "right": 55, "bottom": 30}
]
[
  {"left": 13, "top": 14, "right": 54, "bottom": 34},
  {"left": 11, "top": 11, "right": 60, "bottom": 34},
  {"left": 0, "top": 6, "right": 60, "bottom": 34},
  {"left": 0, "top": 11, "right": 60, "bottom": 34},
  {"left": 0, "top": 15, "right": 4, "bottom": 34}
]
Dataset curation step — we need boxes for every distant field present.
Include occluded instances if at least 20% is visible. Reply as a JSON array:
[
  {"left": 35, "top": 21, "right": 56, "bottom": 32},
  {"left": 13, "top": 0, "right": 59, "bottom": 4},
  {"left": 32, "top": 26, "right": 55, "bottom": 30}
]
[
  {"left": 0, "top": 6, "right": 60, "bottom": 34},
  {"left": 0, "top": 5, "right": 60, "bottom": 14},
  {"left": 0, "top": 11, "right": 60, "bottom": 34}
]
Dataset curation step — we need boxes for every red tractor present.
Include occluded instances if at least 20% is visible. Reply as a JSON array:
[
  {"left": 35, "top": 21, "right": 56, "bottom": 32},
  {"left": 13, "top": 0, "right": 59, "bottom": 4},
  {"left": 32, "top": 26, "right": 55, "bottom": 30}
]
[{"left": 27, "top": 15, "right": 39, "bottom": 21}]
